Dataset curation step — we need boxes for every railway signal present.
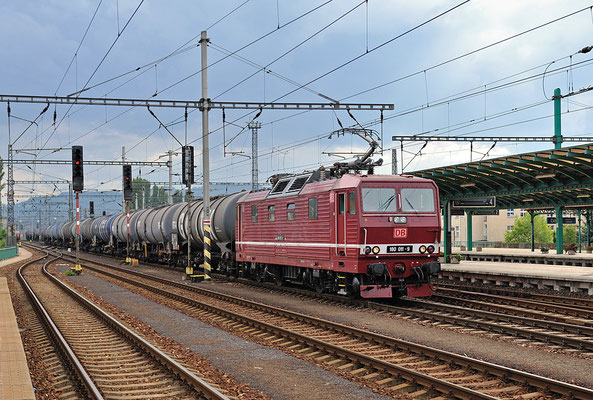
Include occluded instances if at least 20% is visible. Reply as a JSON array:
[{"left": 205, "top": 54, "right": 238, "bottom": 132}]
[
  {"left": 71, "top": 145, "right": 83, "bottom": 274},
  {"left": 123, "top": 164, "right": 133, "bottom": 201},
  {"left": 182, "top": 146, "right": 194, "bottom": 185},
  {"left": 72, "top": 145, "right": 84, "bottom": 192},
  {"left": 123, "top": 164, "right": 132, "bottom": 264},
  {"left": 89, "top": 201, "right": 94, "bottom": 218}
]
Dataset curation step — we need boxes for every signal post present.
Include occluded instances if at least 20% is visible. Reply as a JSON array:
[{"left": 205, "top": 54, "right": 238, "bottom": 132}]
[
  {"left": 123, "top": 165, "right": 133, "bottom": 264},
  {"left": 71, "top": 146, "right": 83, "bottom": 274}
]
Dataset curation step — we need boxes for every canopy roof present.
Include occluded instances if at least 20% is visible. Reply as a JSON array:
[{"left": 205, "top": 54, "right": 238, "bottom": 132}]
[{"left": 409, "top": 143, "right": 593, "bottom": 209}]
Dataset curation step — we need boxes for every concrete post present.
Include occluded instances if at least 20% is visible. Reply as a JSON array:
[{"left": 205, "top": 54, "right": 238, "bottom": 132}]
[
  {"left": 555, "top": 205, "right": 564, "bottom": 254},
  {"left": 465, "top": 210, "right": 472, "bottom": 251},
  {"left": 200, "top": 30, "right": 211, "bottom": 281}
]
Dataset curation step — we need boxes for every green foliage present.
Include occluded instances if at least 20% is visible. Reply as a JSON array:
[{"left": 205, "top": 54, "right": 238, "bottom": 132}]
[
  {"left": 563, "top": 242, "right": 578, "bottom": 252},
  {"left": 562, "top": 225, "right": 577, "bottom": 244},
  {"left": 130, "top": 177, "right": 151, "bottom": 211},
  {"left": 0, "top": 228, "right": 6, "bottom": 248},
  {"left": 504, "top": 214, "right": 553, "bottom": 243},
  {"left": 65, "top": 270, "right": 75, "bottom": 276}
]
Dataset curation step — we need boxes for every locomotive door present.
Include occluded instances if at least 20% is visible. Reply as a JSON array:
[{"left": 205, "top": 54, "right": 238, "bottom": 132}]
[{"left": 336, "top": 192, "right": 347, "bottom": 256}]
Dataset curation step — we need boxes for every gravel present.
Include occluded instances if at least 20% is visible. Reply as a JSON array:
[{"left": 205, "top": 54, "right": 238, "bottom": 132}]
[
  {"left": 57, "top": 264, "right": 390, "bottom": 400},
  {"left": 104, "top": 261, "right": 593, "bottom": 389}
]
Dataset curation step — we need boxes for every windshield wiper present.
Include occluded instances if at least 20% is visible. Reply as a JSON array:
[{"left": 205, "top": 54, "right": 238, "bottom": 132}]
[
  {"left": 379, "top": 195, "right": 395, "bottom": 211},
  {"left": 405, "top": 198, "right": 420, "bottom": 214}
]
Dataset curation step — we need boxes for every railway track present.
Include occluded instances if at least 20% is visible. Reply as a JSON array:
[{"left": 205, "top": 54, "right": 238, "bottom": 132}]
[
  {"left": 45, "top": 244, "right": 593, "bottom": 356},
  {"left": 48, "top": 248, "right": 593, "bottom": 399},
  {"left": 439, "top": 282, "right": 593, "bottom": 309},
  {"left": 18, "top": 250, "right": 230, "bottom": 400}
]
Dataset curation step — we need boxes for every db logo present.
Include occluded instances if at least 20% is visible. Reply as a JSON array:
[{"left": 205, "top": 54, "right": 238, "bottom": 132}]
[{"left": 394, "top": 228, "right": 407, "bottom": 238}]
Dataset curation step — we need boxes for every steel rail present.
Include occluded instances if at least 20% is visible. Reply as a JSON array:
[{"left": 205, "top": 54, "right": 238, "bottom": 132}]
[
  {"left": 38, "top": 257, "right": 230, "bottom": 400},
  {"left": 17, "top": 254, "right": 104, "bottom": 400},
  {"left": 437, "top": 287, "right": 593, "bottom": 318},
  {"left": 441, "top": 283, "right": 593, "bottom": 309},
  {"left": 56, "top": 250, "right": 593, "bottom": 400}
]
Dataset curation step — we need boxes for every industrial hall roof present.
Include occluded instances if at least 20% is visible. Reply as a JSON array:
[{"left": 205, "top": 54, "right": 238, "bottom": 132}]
[{"left": 408, "top": 143, "right": 593, "bottom": 210}]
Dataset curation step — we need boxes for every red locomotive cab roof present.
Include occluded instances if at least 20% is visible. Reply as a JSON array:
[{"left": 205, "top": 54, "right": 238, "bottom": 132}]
[{"left": 237, "top": 173, "right": 439, "bottom": 204}]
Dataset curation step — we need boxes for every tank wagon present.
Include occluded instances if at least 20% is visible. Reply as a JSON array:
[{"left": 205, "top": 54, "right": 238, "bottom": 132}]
[{"left": 42, "top": 171, "right": 441, "bottom": 298}]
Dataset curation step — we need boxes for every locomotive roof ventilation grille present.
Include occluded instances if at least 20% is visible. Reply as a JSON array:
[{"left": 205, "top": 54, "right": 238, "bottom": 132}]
[{"left": 267, "top": 173, "right": 312, "bottom": 198}]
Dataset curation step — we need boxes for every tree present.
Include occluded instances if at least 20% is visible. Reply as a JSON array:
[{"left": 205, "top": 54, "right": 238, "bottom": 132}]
[
  {"left": 504, "top": 214, "right": 553, "bottom": 243},
  {"left": 562, "top": 225, "right": 577, "bottom": 244},
  {"left": 131, "top": 177, "right": 151, "bottom": 210}
]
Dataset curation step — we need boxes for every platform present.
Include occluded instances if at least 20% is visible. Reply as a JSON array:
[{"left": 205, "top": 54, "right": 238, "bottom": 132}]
[
  {"left": 0, "top": 247, "right": 32, "bottom": 269},
  {"left": 0, "top": 277, "right": 35, "bottom": 400},
  {"left": 441, "top": 260, "right": 593, "bottom": 294},
  {"left": 453, "top": 247, "right": 593, "bottom": 267}
]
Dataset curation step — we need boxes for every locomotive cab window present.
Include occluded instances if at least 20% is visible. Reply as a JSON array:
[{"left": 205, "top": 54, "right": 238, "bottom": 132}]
[
  {"left": 287, "top": 203, "right": 295, "bottom": 221},
  {"left": 268, "top": 205, "right": 275, "bottom": 221},
  {"left": 401, "top": 188, "right": 435, "bottom": 212},
  {"left": 308, "top": 198, "right": 318, "bottom": 219},
  {"left": 349, "top": 192, "right": 356, "bottom": 215},
  {"left": 251, "top": 205, "right": 258, "bottom": 222},
  {"left": 362, "top": 188, "right": 396, "bottom": 212},
  {"left": 338, "top": 194, "right": 345, "bottom": 215}
]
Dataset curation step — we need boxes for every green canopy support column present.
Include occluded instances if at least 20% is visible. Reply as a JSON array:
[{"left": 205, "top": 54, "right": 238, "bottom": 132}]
[
  {"left": 554, "top": 88, "right": 562, "bottom": 149},
  {"left": 465, "top": 210, "right": 473, "bottom": 251},
  {"left": 585, "top": 210, "right": 591, "bottom": 246},
  {"left": 578, "top": 209, "right": 582, "bottom": 253},
  {"left": 443, "top": 200, "right": 451, "bottom": 262},
  {"left": 529, "top": 211, "right": 535, "bottom": 252},
  {"left": 556, "top": 205, "right": 564, "bottom": 254}
]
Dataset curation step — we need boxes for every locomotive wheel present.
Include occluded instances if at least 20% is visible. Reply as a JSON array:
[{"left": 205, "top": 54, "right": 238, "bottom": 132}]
[{"left": 313, "top": 278, "right": 324, "bottom": 293}]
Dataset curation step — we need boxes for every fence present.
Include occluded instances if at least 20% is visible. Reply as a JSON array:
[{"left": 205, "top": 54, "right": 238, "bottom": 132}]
[{"left": 0, "top": 246, "right": 18, "bottom": 260}]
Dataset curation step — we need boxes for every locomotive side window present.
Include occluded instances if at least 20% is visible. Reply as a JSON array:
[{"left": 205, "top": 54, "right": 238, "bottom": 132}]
[
  {"left": 401, "top": 188, "right": 435, "bottom": 212},
  {"left": 287, "top": 203, "right": 295, "bottom": 221},
  {"left": 338, "top": 194, "right": 345, "bottom": 215},
  {"left": 308, "top": 198, "right": 318, "bottom": 219},
  {"left": 251, "top": 205, "right": 258, "bottom": 222},
  {"left": 362, "top": 188, "right": 396, "bottom": 212},
  {"left": 268, "top": 205, "right": 275, "bottom": 221},
  {"left": 349, "top": 192, "right": 356, "bottom": 215}
]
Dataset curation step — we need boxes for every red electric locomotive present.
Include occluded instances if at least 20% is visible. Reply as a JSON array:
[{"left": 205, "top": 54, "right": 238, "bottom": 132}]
[{"left": 236, "top": 171, "right": 441, "bottom": 299}]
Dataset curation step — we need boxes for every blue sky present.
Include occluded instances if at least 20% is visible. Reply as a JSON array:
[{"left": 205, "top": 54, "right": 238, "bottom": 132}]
[{"left": 2, "top": 0, "right": 593, "bottom": 202}]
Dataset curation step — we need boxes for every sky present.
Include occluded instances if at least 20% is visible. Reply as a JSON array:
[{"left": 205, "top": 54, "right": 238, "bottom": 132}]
[{"left": 1, "top": 0, "right": 593, "bottom": 203}]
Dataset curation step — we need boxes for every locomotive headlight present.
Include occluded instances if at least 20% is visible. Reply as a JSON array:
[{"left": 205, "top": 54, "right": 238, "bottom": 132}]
[
  {"left": 364, "top": 246, "right": 372, "bottom": 255},
  {"left": 393, "top": 216, "right": 407, "bottom": 224},
  {"left": 372, "top": 246, "right": 380, "bottom": 254},
  {"left": 427, "top": 245, "right": 435, "bottom": 254},
  {"left": 419, "top": 245, "right": 427, "bottom": 254}
]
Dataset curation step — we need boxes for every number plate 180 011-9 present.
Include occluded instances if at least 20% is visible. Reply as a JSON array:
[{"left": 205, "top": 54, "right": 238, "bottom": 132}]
[{"left": 387, "top": 245, "right": 413, "bottom": 253}]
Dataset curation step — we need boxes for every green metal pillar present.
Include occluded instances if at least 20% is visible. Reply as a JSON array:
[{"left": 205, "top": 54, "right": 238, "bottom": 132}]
[
  {"left": 530, "top": 211, "right": 535, "bottom": 252},
  {"left": 465, "top": 210, "right": 473, "bottom": 251},
  {"left": 578, "top": 209, "right": 582, "bottom": 253},
  {"left": 554, "top": 88, "right": 562, "bottom": 149},
  {"left": 444, "top": 201, "right": 451, "bottom": 262},
  {"left": 555, "top": 205, "right": 564, "bottom": 254},
  {"left": 585, "top": 210, "right": 591, "bottom": 246}
]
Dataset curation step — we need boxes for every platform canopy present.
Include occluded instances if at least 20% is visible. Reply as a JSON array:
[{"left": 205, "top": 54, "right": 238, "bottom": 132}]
[{"left": 409, "top": 143, "right": 593, "bottom": 209}]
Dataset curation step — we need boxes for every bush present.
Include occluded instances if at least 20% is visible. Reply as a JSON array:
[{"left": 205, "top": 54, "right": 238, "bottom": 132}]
[
  {"left": 540, "top": 246, "right": 549, "bottom": 252},
  {"left": 563, "top": 243, "right": 578, "bottom": 252}
]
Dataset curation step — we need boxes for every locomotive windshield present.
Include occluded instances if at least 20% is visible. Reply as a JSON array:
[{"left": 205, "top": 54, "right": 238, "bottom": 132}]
[
  {"left": 362, "top": 188, "right": 396, "bottom": 212},
  {"left": 401, "top": 188, "right": 435, "bottom": 212}
]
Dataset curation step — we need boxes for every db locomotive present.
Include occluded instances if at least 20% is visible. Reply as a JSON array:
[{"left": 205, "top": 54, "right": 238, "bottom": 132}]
[{"left": 41, "top": 169, "right": 441, "bottom": 299}]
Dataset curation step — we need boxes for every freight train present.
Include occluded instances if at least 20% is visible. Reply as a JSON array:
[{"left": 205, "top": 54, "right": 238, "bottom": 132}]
[{"left": 40, "top": 168, "right": 441, "bottom": 299}]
